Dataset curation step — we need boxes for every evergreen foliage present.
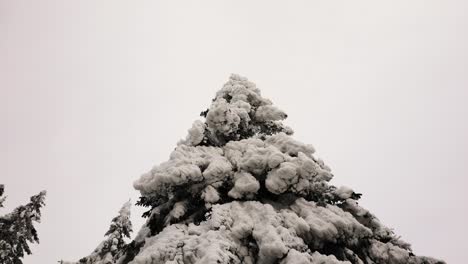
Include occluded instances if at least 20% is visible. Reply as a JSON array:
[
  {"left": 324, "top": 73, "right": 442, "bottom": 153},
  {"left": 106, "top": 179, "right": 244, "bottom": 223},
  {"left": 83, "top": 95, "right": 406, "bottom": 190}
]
[
  {"left": 0, "top": 185, "right": 46, "bottom": 264},
  {"left": 77, "top": 201, "right": 133, "bottom": 264}
]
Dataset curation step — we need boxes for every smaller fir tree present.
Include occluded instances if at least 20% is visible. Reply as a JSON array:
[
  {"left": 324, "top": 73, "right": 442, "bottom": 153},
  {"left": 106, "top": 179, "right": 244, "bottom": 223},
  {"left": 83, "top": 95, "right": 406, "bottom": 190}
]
[
  {"left": 77, "top": 201, "right": 132, "bottom": 264},
  {"left": 0, "top": 184, "right": 47, "bottom": 264}
]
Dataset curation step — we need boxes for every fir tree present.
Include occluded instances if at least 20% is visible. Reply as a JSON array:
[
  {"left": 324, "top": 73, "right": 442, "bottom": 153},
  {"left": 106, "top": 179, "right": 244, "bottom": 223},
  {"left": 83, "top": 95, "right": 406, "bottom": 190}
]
[
  {"left": 77, "top": 201, "right": 133, "bottom": 264},
  {"left": 0, "top": 184, "right": 46, "bottom": 264},
  {"left": 78, "top": 75, "right": 444, "bottom": 264}
]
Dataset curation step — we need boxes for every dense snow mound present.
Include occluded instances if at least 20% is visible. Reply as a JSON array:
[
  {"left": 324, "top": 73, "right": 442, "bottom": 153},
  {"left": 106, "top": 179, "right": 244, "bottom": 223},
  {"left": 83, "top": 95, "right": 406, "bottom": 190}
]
[{"left": 77, "top": 74, "right": 444, "bottom": 264}]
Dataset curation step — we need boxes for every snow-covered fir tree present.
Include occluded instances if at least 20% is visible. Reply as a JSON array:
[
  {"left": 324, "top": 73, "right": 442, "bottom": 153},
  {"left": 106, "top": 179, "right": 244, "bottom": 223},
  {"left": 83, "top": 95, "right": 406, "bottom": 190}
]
[
  {"left": 76, "top": 201, "right": 133, "bottom": 264},
  {"left": 79, "top": 74, "right": 444, "bottom": 264},
  {"left": 0, "top": 184, "right": 46, "bottom": 264}
]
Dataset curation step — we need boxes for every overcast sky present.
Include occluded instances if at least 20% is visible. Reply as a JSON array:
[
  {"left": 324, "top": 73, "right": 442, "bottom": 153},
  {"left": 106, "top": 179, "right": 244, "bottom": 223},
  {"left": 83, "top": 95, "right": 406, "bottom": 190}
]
[{"left": 1, "top": 1, "right": 467, "bottom": 263}]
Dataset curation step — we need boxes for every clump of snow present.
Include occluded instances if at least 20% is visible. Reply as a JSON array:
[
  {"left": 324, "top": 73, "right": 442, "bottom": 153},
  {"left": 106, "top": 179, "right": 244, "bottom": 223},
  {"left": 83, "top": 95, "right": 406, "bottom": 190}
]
[
  {"left": 206, "top": 98, "right": 247, "bottom": 136},
  {"left": 202, "top": 156, "right": 233, "bottom": 182},
  {"left": 291, "top": 198, "right": 372, "bottom": 248},
  {"left": 201, "top": 185, "right": 220, "bottom": 205},
  {"left": 265, "top": 151, "right": 333, "bottom": 195},
  {"left": 179, "top": 120, "right": 206, "bottom": 146},
  {"left": 133, "top": 145, "right": 224, "bottom": 194},
  {"left": 266, "top": 161, "right": 298, "bottom": 194},
  {"left": 265, "top": 132, "right": 315, "bottom": 157},
  {"left": 368, "top": 239, "right": 410, "bottom": 263},
  {"left": 228, "top": 171, "right": 260, "bottom": 199},
  {"left": 255, "top": 105, "right": 287, "bottom": 121},
  {"left": 334, "top": 186, "right": 355, "bottom": 200},
  {"left": 215, "top": 74, "right": 268, "bottom": 109}
]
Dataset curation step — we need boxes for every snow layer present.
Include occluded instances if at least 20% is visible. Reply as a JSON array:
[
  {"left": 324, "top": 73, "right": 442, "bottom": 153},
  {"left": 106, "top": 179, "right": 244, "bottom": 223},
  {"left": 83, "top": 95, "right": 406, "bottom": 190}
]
[
  {"left": 134, "top": 132, "right": 332, "bottom": 199},
  {"left": 130, "top": 201, "right": 355, "bottom": 264},
  {"left": 280, "top": 250, "right": 349, "bottom": 264},
  {"left": 129, "top": 198, "right": 441, "bottom": 264}
]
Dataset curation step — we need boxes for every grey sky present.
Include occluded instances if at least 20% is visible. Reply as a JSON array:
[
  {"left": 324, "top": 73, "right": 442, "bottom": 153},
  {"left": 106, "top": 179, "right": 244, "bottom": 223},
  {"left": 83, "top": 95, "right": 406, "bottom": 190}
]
[{"left": 1, "top": 1, "right": 467, "bottom": 263}]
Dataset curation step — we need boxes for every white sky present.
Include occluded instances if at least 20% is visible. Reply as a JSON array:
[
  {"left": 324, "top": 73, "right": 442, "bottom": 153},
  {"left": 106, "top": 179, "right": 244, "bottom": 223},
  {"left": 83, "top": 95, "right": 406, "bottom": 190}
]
[{"left": 1, "top": 1, "right": 467, "bottom": 263}]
